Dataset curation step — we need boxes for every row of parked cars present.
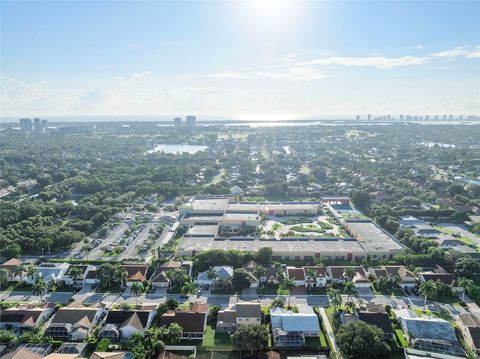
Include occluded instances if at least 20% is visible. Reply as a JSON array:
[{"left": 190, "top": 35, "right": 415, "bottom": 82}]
[{"left": 91, "top": 223, "right": 120, "bottom": 248}]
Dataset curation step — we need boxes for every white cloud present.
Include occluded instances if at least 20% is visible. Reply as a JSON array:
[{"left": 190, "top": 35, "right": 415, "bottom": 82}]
[
  {"left": 116, "top": 71, "right": 153, "bottom": 81},
  {"left": 297, "top": 55, "right": 433, "bottom": 69},
  {"left": 164, "top": 40, "right": 181, "bottom": 47},
  {"left": 431, "top": 45, "right": 480, "bottom": 58},
  {"left": 414, "top": 45, "right": 424, "bottom": 49},
  {"left": 208, "top": 66, "right": 327, "bottom": 82},
  {"left": 128, "top": 43, "right": 142, "bottom": 48},
  {"left": 176, "top": 74, "right": 191, "bottom": 79}
]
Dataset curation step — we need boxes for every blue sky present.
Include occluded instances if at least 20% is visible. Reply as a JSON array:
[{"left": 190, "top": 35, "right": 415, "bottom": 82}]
[{"left": 1, "top": 0, "right": 479, "bottom": 118}]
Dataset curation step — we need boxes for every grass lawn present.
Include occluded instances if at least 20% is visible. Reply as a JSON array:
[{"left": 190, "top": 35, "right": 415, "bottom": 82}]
[
  {"left": 201, "top": 326, "right": 234, "bottom": 349},
  {"left": 394, "top": 325, "right": 409, "bottom": 348},
  {"left": 258, "top": 285, "right": 279, "bottom": 295},
  {"left": 305, "top": 334, "right": 329, "bottom": 349}
]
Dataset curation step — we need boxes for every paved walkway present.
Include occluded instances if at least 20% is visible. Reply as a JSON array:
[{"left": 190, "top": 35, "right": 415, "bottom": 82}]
[{"left": 319, "top": 307, "right": 341, "bottom": 359}]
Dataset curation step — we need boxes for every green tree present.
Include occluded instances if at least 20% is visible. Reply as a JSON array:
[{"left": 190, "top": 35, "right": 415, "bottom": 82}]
[
  {"left": 165, "top": 298, "right": 179, "bottom": 311},
  {"left": 130, "top": 282, "right": 143, "bottom": 305},
  {"left": 343, "top": 281, "right": 357, "bottom": 306},
  {"left": 68, "top": 266, "right": 84, "bottom": 286},
  {"left": 458, "top": 278, "right": 474, "bottom": 302},
  {"left": 351, "top": 191, "right": 372, "bottom": 210},
  {"left": 181, "top": 281, "right": 196, "bottom": 295},
  {"left": 231, "top": 324, "right": 269, "bottom": 356},
  {"left": 0, "top": 269, "right": 9, "bottom": 291},
  {"left": 32, "top": 278, "right": 47, "bottom": 303},
  {"left": 96, "top": 338, "right": 110, "bottom": 351},
  {"left": 336, "top": 321, "right": 391, "bottom": 359},
  {"left": 327, "top": 288, "right": 342, "bottom": 312},
  {"left": 256, "top": 247, "right": 273, "bottom": 265},
  {"left": 419, "top": 280, "right": 438, "bottom": 311},
  {"left": 231, "top": 268, "right": 252, "bottom": 293}
]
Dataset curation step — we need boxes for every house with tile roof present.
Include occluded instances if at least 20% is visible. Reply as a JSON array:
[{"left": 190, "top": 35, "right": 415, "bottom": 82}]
[
  {"left": 195, "top": 266, "right": 233, "bottom": 287},
  {"left": 159, "top": 302, "right": 208, "bottom": 339},
  {"left": 417, "top": 265, "right": 458, "bottom": 289},
  {"left": 0, "top": 258, "right": 24, "bottom": 282},
  {"left": 327, "top": 266, "right": 371, "bottom": 288},
  {"left": 98, "top": 309, "right": 155, "bottom": 342},
  {"left": 45, "top": 307, "right": 103, "bottom": 341},
  {"left": 216, "top": 301, "right": 262, "bottom": 333},
  {"left": 303, "top": 266, "right": 327, "bottom": 289},
  {"left": 455, "top": 313, "right": 480, "bottom": 355},
  {"left": 270, "top": 305, "right": 320, "bottom": 347},
  {"left": 0, "top": 303, "right": 55, "bottom": 334},
  {"left": 120, "top": 265, "right": 148, "bottom": 287},
  {"left": 357, "top": 304, "right": 394, "bottom": 340},
  {"left": 369, "top": 265, "right": 417, "bottom": 289},
  {"left": 63, "top": 265, "right": 89, "bottom": 288}
]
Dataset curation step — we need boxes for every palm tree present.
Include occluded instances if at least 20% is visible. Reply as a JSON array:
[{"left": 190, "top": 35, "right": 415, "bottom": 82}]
[
  {"left": 69, "top": 266, "right": 83, "bottom": 287},
  {"left": 327, "top": 288, "right": 342, "bottom": 312},
  {"left": 181, "top": 282, "right": 196, "bottom": 295},
  {"left": 32, "top": 278, "right": 47, "bottom": 303},
  {"left": 253, "top": 265, "right": 266, "bottom": 286},
  {"left": 281, "top": 277, "right": 296, "bottom": 308},
  {"left": 419, "top": 280, "right": 438, "bottom": 311},
  {"left": 173, "top": 269, "right": 187, "bottom": 288},
  {"left": 305, "top": 268, "right": 317, "bottom": 291},
  {"left": 207, "top": 267, "right": 218, "bottom": 287},
  {"left": 343, "top": 267, "right": 356, "bottom": 281},
  {"left": 390, "top": 275, "right": 401, "bottom": 289},
  {"left": 165, "top": 270, "right": 176, "bottom": 290},
  {"left": 458, "top": 278, "right": 474, "bottom": 302},
  {"left": 130, "top": 282, "right": 143, "bottom": 305},
  {"left": 26, "top": 264, "right": 37, "bottom": 282},
  {"left": 13, "top": 265, "right": 26, "bottom": 282},
  {"left": 0, "top": 269, "right": 9, "bottom": 291},
  {"left": 81, "top": 244, "right": 92, "bottom": 260},
  {"left": 344, "top": 281, "right": 356, "bottom": 306}
]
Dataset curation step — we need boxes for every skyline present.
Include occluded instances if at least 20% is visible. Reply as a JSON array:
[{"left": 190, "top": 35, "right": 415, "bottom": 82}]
[{"left": 1, "top": 0, "right": 480, "bottom": 118}]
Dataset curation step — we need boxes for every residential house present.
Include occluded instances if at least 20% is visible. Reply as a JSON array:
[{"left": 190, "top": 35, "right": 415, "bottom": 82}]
[
  {"left": 327, "top": 266, "right": 371, "bottom": 288},
  {"left": 98, "top": 309, "right": 155, "bottom": 342},
  {"left": 26, "top": 262, "right": 70, "bottom": 285},
  {"left": 413, "top": 225, "right": 442, "bottom": 238},
  {"left": 303, "top": 266, "right": 327, "bottom": 289},
  {"left": 2, "top": 344, "right": 52, "bottom": 359},
  {"left": 399, "top": 216, "right": 426, "bottom": 228},
  {"left": 418, "top": 266, "right": 458, "bottom": 289},
  {"left": 45, "top": 306, "right": 103, "bottom": 341},
  {"left": 90, "top": 352, "right": 131, "bottom": 359},
  {"left": 0, "top": 303, "right": 55, "bottom": 334},
  {"left": 63, "top": 265, "right": 89, "bottom": 288},
  {"left": 159, "top": 302, "right": 208, "bottom": 339},
  {"left": 455, "top": 313, "right": 480, "bottom": 355},
  {"left": 357, "top": 303, "right": 394, "bottom": 340},
  {"left": 398, "top": 316, "right": 465, "bottom": 356},
  {"left": 287, "top": 267, "right": 305, "bottom": 287},
  {"left": 270, "top": 305, "right": 320, "bottom": 347},
  {"left": 0, "top": 258, "right": 24, "bottom": 282},
  {"left": 83, "top": 266, "right": 98, "bottom": 287},
  {"left": 120, "top": 265, "right": 148, "bottom": 287},
  {"left": 403, "top": 348, "right": 467, "bottom": 359},
  {"left": 369, "top": 265, "right": 417, "bottom": 289},
  {"left": 435, "top": 236, "right": 466, "bottom": 249},
  {"left": 195, "top": 266, "right": 233, "bottom": 287},
  {"left": 216, "top": 301, "right": 262, "bottom": 333}
]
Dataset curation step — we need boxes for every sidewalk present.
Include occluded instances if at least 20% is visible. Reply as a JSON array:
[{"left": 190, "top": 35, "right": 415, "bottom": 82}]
[{"left": 319, "top": 307, "right": 342, "bottom": 359}]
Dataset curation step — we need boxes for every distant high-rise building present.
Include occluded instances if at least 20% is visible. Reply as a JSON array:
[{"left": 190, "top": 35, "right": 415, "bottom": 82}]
[
  {"left": 33, "top": 118, "right": 41, "bottom": 132},
  {"left": 173, "top": 117, "right": 182, "bottom": 128},
  {"left": 449, "top": 115, "right": 453, "bottom": 120},
  {"left": 356, "top": 115, "right": 360, "bottom": 120},
  {"left": 399, "top": 115, "right": 404, "bottom": 121},
  {"left": 459, "top": 115, "right": 463, "bottom": 120},
  {"left": 367, "top": 114, "right": 371, "bottom": 121},
  {"left": 434, "top": 115, "right": 439, "bottom": 120},
  {"left": 20, "top": 118, "right": 33, "bottom": 131},
  {"left": 387, "top": 115, "right": 391, "bottom": 121},
  {"left": 186, "top": 115, "right": 196, "bottom": 129},
  {"left": 443, "top": 115, "right": 447, "bottom": 120},
  {"left": 425, "top": 115, "right": 429, "bottom": 120},
  {"left": 41, "top": 119, "right": 48, "bottom": 131},
  {"left": 414, "top": 115, "right": 418, "bottom": 121}
]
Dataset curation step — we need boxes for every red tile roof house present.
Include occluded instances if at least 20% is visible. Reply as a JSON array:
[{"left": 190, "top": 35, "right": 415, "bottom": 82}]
[
  {"left": 417, "top": 265, "right": 458, "bottom": 289},
  {"left": 327, "top": 266, "right": 371, "bottom": 288},
  {"left": 0, "top": 303, "right": 55, "bottom": 335},
  {"left": 159, "top": 302, "right": 208, "bottom": 340},
  {"left": 303, "top": 266, "right": 327, "bottom": 289},
  {"left": 120, "top": 265, "right": 148, "bottom": 287},
  {"left": 0, "top": 258, "right": 24, "bottom": 282},
  {"left": 369, "top": 266, "right": 417, "bottom": 289}
]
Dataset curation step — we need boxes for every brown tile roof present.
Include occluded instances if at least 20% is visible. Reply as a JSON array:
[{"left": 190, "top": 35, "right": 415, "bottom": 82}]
[
  {"left": 160, "top": 311, "right": 207, "bottom": 333},
  {"left": 287, "top": 267, "right": 305, "bottom": 280},
  {"left": 372, "top": 268, "right": 388, "bottom": 278},
  {"left": 189, "top": 302, "right": 208, "bottom": 313},
  {"left": 0, "top": 258, "right": 22, "bottom": 267},
  {"left": 120, "top": 265, "right": 148, "bottom": 281},
  {"left": 303, "top": 266, "right": 326, "bottom": 277},
  {"left": 90, "top": 353, "right": 127, "bottom": 359},
  {"left": 383, "top": 266, "right": 415, "bottom": 279},
  {"left": 2, "top": 348, "right": 42, "bottom": 359},
  {"left": 156, "top": 351, "right": 187, "bottom": 359},
  {"left": 458, "top": 313, "right": 480, "bottom": 328},
  {"left": 328, "top": 266, "right": 367, "bottom": 279},
  {"left": 235, "top": 302, "right": 261, "bottom": 318}
]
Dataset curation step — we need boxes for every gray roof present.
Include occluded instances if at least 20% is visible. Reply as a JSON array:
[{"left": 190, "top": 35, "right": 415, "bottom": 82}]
[
  {"left": 236, "top": 303, "right": 261, "bottom": 318},
  {"left": 270, "top": 307, "right": 320, "bottom": 333},
  {"left": 402, "top": 318, "right": 457, "bottom": 343}
]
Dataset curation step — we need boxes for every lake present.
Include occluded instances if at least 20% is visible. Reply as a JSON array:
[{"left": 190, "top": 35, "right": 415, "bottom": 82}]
[{"left": 146, "top": 144, "right": 208, "bottom": 154}]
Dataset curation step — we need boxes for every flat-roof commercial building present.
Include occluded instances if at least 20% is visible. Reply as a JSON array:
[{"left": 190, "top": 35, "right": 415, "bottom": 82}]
[{"left": 175, "top": 196, "right": 404, "bottom": 259}]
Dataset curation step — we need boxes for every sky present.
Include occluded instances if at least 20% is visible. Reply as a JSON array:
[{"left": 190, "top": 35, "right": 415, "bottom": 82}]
[{"left": 1, "top": 0, "right": 479, "bottom": 119}]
